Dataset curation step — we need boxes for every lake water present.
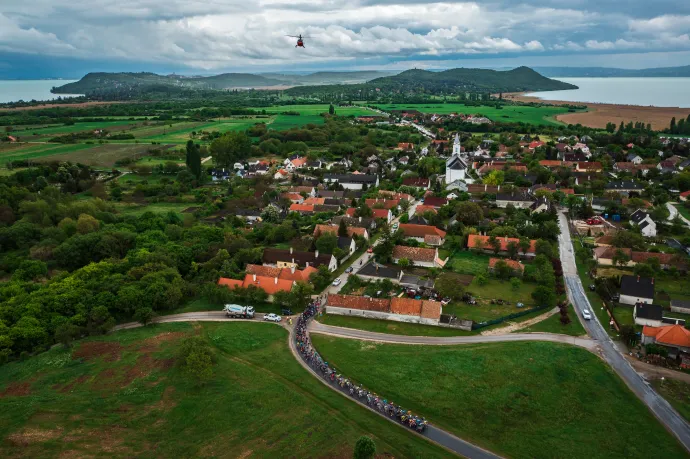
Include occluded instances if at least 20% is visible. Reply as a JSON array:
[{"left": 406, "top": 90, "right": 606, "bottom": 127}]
[
  {"left": 0, "top": 80, "right": 81, "bottom": 103},
  {"left": 525, "top": 77, "right": 690, "bottom": 108}
]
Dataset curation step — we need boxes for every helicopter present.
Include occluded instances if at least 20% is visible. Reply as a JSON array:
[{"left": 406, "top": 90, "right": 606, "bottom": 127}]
[{"left": 287, "top": 34, "right": 311, "bottom": 48}]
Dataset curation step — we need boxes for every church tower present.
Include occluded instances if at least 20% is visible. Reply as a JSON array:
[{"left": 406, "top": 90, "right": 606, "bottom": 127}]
[{"left": 452, "top": 133, "right": 461, "bottom": 157}]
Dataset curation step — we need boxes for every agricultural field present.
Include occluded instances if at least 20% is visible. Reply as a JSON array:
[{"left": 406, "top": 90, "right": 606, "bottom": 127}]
[
  {"left": 311, "top": 337, "right": 688, "bottom": 459},
  {"left": 113, "top": 202, "right": 194, "bottom": 217},
  {"left": 36, "top": 144, "right": 173, "bottom": 167},
  {"left": 0, "top": 322, "right": 447, "bottom": 458},
  {"left": 0, "top": 142, "right": 94, "bottom": 164},
  {"left": 135, "top": 118, "right": 266, "bottom": 143},
  {"left": 270, "top": 114, "right": 324, "bottom": 130},
  {"left": 376, "top": 103, "right": 574, "bottom": 126},
  {"left": 652, "top": 379, "right": 690, "bottom": 423},
  {"left": 255, "top": 104, "right": 376, "bottom": 117}
]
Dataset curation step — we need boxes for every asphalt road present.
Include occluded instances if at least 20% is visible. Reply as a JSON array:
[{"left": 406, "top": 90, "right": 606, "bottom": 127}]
[
  {"left": 667, "top": 201, "right": 690, "bottom": 228},
  {"left": 558, "top": 210, "right": 690, "bottom": 453},
  {"left": 310, "top": 321, "right": 597, "bottom": 350}
]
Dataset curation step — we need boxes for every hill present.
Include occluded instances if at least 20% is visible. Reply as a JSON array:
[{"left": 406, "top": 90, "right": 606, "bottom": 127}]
[
  {"left": 367, "top": 66, "right": 577, "bottom": 92},
  {"left": 51, "top": 72, "right": 288, "bottom": 95},
  {"left": 535, "top": 65, "right": 690, "bottom": 78},
  {"left": 261, "top": 71, "right": 396, "bottom": 85},
  {"left": 0, "top": 322, "right": 447, "bottom": 457}
]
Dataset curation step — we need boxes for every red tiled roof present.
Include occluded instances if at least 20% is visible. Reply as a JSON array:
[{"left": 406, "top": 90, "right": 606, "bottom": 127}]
[
  {"left": 399, "top": 224, "right": 446, "bottom": 239},
  {"left": 680, "top": 191, "right": 690, "bottom": 198},
  {"left": 218, "top": 278, "right": 244, "bottom": 289},
  {"left": 420, "top": 301, "right": 442, "bottom": 320},
  {"left": 488, "top": 257, "right": 524, "bottom": 272},
  {"left": 365, "top": 198, "right": 399, "bottom": 209},
  {"left": 415, "top": 205, "right": 438, "bottom": 215},
  {"left": 390, "top": 298, "right": 422, "bottom": 316},
  {"left": 646, "top": 325, "right": 690, "bottom": 347},
  {"left": 424, "top": 234, "right": 442, "bottom": 246},
  {"left": 529, "top": 141, "right": 545, "bottom": 149},
  {"left": 378, "top": 191, "right": 413, "bottom": 201},
  {"left": 397, "top": 142, "right": 414, "bottom": 150},
  {"left": 402, "top": 178, "right": 430, "bottom": 187},
  {"left": 313, "top": 224, "right": 366, "bottom": 238},
  {"left": 245, "top": 265, "right": 282, "bottom": 277},
  {"left": 392, "top": 245, "right": 436, "bottom": 262},
  {"left": 327, "top": 294, "right": 390, "bottom": 312},
  {"left": 576, "top": 162, "right": 602, "bottom": 171},
  {"left": 467, "top": 234, "right": 536, "bottom": 254},
  {"left": 422, "top": 197, "right": 448, "bottom": 208},
  {"left": 218, "top": 275, "right": 294, "bottom": 295},
  {"left": 291, "top": 157, "right": 308, "bottom": 167},
  {"left": 282, "top": 192, "right": 304, "bottom": 202},
  {"left": 289, "top": 203, "right": 315, "bottom": 213},
  {"left": 539, "top": 160, "right": 563, "bottom": 168},
  {"left": 303, "top": 197, "right": 325, "bottom": 205}
]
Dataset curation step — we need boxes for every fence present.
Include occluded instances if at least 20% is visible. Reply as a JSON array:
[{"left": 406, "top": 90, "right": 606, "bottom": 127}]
[
  {"left": 601, "top": 301, "right": 621, "bottom": 332},
  {"left": 471, "top": 304, "right": 551, "bottom": 330}
]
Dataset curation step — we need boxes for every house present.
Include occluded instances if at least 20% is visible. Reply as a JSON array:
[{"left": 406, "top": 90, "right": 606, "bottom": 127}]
[
  {"left": 421, "top": 196, "right": 448, "bottom": 208},
  {"left": 530, "top": 197, "right": 553, "bottom": 214},
  {"left": 392, "top": 245, "right": 440, "bottom": 268},
  {"left": 284, "top": 156, "right": 308, "bottom": 172},
  {"left": 447, "top": 192, "right": 459, "bottom": 200},
  {"left": 303, "top": 197, "right": 326, "bottom": 206},
  {"left": 633, "top": 303, "right": 664, "bottom": 327},
  {"left": 274, "top": 169, "right": 290, "bottom": 180},
  {"left": 262, "top": 248, "right": 338, "bottom": 272},
  {"left": 357, "top": 261, "right": 404, "bottom": 283},
  {"left": 572, "top": 143, "right": 591, "bottom": 156},
  {"left": 605, "top": 181, "right": 645, "bottom": 195},
  {"left": 289, "top": 203, "right": 315, "bottom": 214},
  {"left": 235, "top": 209, "right": 262, "bottom": 222},
  {"left": 399, "top": 224, "right": 446, "bottom": 245},
  {"left": 337, "top": 236, "right": 357, "bottom": 260},
  {"left": 627, "top": 153, "right": 643, "bottom": 164},
  {"left": 282, "top": 192, "right": 305, "bottom": 204},
  {"left": 594, "top": 235, "right": 615, "bottom": 247},
  {"left": 323, "top": 174, "right": 379, "bottom": 190},
  {"left": 345, "top": 207, "right": 391, "bottom": 223},
  {"left": 325, "top": 294, "right": 442, "bottom": 325},
  {"left": 593, "top": 247, "right": 687, "bottom": 271},
  {"left": 396, "top": 142, "right": 415, "bottom": 151},
  {"left": 539, "top": 160, "right": 564, "bottom": 169},
  {"left": 233, "top": 162, "right": 244, "bottom": 170},
  {"left": 398, "top": 156, "right": 409, "bottom": 165},
  {"left": 496, "top": 192, "right": 534, "bottom": 209},
  {"left": 575, "top": 162, "right": 602, "bottom": 173},
  {"left": 407, "top": 215, "right": 429, "bottom": 225},
  {"left": 563, "top": 152, "right": 588, "bottom": 162},
  {"left": 402, "top": 177, "right": 430, "bottom": 189},
  {"left": 528, "top": 141, "right": 545, "bottom": 150},
  {"left": 415, "top": 205, "right": 437, "bottom": 216},
  {"left": 332, "top": 216, "right": 376, "bottom": 233},
  {"left": 306, "top": 160, "right": 324, "bottom": 170},
  {"left": 467, "top": 234, "right": 537, "bottom": 257},
  {"left": 313, "top": 224, "right": 369, "bottom": 240},
  {"left": 365, "top": 198, "right": 399, "bottom": 210},
  {"left": 477, "top": 162, "right": 527, "bottom": 176},
  {"left": 488, "top": 258, "right": 524, "bottom": 276},
  {"left": 680, "top": 190, "right": 690, "bottom": 202},
  {"left": 619, "top": 275, "right": 655, "bottom": 305},
  {"left": 218, "top": 274, "right": 295, "bottom": 302},
  {"left": 445, "top": 133, "right": 468, "bottom": 183},
  {"left": 642, "top": 325, "right": 690, "bottom": 358},
  {"left": 630, "top": 209, "right": 657, "bottom": 237}
]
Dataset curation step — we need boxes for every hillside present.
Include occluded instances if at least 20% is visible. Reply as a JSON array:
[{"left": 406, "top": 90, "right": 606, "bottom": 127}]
[
  {"left": 535, "top": 65, "right": 690, "bottom": 78},
  {"left": 261, "top": 71, "right": 396, "bottom": 85},
  {"left": 367, "top": 66, "right": 577, "bottom": 92}
]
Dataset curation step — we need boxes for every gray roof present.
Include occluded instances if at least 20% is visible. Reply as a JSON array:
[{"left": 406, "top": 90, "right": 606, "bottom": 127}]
[
  {"left": 671, "top": 300, "right": 690, "bottom": 309},
  {"left": 620, "top": 275, "right": 655, "bottom": 300},
  {"left": 399, "top": 274, "right": 435, "bottom": 289},
  {"left": 324, "top": 174, "right": 377, "bottom": 184},
  {"left": 358, "top": 261, "right": 402, "bottom": 279},
  {"left": 606, "top": 181, "right": 645, "bottom": 190},
  {"left": 635, "top": 303, "right": 663, "bottom": 320},
  {"left": 630, "top": 209, "right": 649, "bottom": 224}
]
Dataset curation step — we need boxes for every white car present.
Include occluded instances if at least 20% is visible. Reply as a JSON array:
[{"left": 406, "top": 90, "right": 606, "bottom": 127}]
[
  {"left": 582, "top": 309, "right": 592, "bottom": 320},
  {"left": 264, "top": 313, "right": 282, "bottom": 322},
  {"left": 332, "top": 278, "right": 342, "bottom": 286}
]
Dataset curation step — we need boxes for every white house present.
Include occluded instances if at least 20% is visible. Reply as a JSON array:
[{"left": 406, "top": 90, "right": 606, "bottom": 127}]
[
  {"left": 633, "top": 303, "right": 663, "bottom": 327},
  {"left": 630, "top": 209, "right": 657, "bottom": 237},
  {"left": 620, "top": 275, "right": 655, "bottom": 306},
  {"left": 445, "top": 133, "right": 468, "bottom": 183},
  {"left": 627, "top": 153, "right": 643, "bottom": 164}
]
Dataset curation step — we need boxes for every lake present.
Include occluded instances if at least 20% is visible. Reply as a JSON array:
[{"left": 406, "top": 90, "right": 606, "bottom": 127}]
[
  {"left": 525, "top": 77, "right": 690, "bottom": 108},
  {"left": 0, "top": 80, "right": 81, "bottom": 104}
]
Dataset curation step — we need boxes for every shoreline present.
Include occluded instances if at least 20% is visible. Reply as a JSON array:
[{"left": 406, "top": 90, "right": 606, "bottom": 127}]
[{"left": 504, "top": 92, "right": 690, "bottom": 130}]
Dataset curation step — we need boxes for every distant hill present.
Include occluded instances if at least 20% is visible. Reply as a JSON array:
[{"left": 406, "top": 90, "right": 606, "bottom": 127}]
[
  {"left": 262, "top": 71, "right": 396, "bottom": 85},
  {"left": 51, "top": 72, "right": 288, "bottom": 95},
  {"left": 365, "top": 67, "right": 577, "bottom": 93},
  {"left": 535, "top": 65, "right": 690, "bottom": 78}
]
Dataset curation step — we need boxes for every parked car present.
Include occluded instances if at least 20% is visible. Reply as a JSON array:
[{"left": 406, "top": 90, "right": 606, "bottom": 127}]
[
  {"left": 516, "top": 302, "right": 524, "bottom": 308},
  {"left": 281, "top": 308, "right": 293, "bottom": 316},
  {"left": 332, "top": 278, "right": 342, "bottom": 286},
  {"left": 345, "top": 267, "right": 353, "bottom": 273},
  {"left": 264, "top": 313, "right": 282, "bottom": 322},
  {"left": 582, "top": 309, "right": 592, "bottom": 320},
  {"left": 589, "top": 284, "right": 596, "bottom": 291}
]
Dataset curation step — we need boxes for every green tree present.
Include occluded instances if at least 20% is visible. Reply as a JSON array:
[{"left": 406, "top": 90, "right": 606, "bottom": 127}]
[
  {"left": 76, "top": 213, "right": 99, "bottom": 234},
  {"left": 476, "top": 274, "right": 488, "bottom": 286},
  {"left": 482, "top": 170, "right": 504, "bottom": 185},
  {"left": 316, "top": 233, "right": 338, "bottom": 254},
  {"left": 493, "top": 260, "right": 513, "bottom": 279},
  {"left": 435, "top": 273, "right": 466, "bottom": 300},
  {"left": 309, "top": 266, "right": 332, "bottom": 290},
  {"left": 488, "top": 235, "right": 501, "bottom": 255},
  {"left": 455, "top": 201, "right": 483, "bottom": 226},
  {"left": 134, "top": 307, "right": 156, "bottom": 326},
  {"left": 178, "top": 337, "right": 214, "bottom": 385},
  {"left": 338, "top": 219, "right": 349, "bottom": 237},
  {"left": 329, "top": 104, "right": 335, "bottom": 115},
  {"left": 354, "top": 436, "right": 376, "bottom": 459},
  {"left": 510, "top": 277, "right": 521, "bottom": 291},
  {"left": 612, "top": 249, "right": 630, "bottom": 267},
  {"left": 518, "top": 237, "right": 531, "bottom": 256},
  {"left": 54, "top": 323, "right": 81, "bottom": 348},
  {"left": 186, "top": 140, "right": 202, "bottom": 179},
  {"left": 506, "top": 241, "right": 518, "bottom": 259},
  {"left": 210, "top": 131, "right": 251, "bottom": 167},
  {"left": 532, "top": 285, "right": 556, "bottom": 307},
  {"left": 397, "top": 257, "right": 411, "bottom": 268}
]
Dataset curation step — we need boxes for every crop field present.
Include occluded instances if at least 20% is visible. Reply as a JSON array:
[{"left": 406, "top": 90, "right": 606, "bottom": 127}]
[
  {"left": 136, "top": 118, "right": 266, "bottom": 143},
  {"left": 124, "top": 121, "right": 207, "bottom": 142},
  {"left": 270, "top": 114, "right": 325, "bottom": 130},
  {"left": 21, "top": 121, "right": 141, "bottom": 137},
  {"left": 35, "top": 144, "right": 173, "bottom": 167},
  {"left": 255, "top": 104, "right": 376, "bottom": 117},
  {"left": 376, "top": 103, "right": 573, "bottom": 126},
  {"left": 311, "top": 337, "right": 688, "bottom": 459},
  {"left": 0, "top": 143, "right": 94, "bottom": 164},
  {"left": 0, "top": 322, "right": 447, "bottom": 458}
]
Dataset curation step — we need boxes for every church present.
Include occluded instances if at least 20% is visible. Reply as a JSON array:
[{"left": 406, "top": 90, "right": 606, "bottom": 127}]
[{"left": 445, "top": 133, "right": 468, "bottom": 184}]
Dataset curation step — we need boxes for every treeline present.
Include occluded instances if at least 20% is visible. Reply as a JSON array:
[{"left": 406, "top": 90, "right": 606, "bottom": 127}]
[{"left": 667, "top": 115, "right": 690, "bottom": 135}]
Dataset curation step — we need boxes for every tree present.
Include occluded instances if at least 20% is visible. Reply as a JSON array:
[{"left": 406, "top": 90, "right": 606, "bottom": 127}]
[
  {"left": 316, "top": 233, "right": 338, "bottom": 254},
  {"left": 54, "top": 324, "right": 81, "bottom": 348},
  {"left": 178, "top": 337, "right": 214, "bottom": 385},
  {"left": 435, "top": 273, "right": 466, "bottom": 300},
  {"left": 482, "top": 170, "right": 504, "bottom": 185},
  {"left": 329, "top": 104, "right": 335, "bottom": 115},
  {"left": 354, "top": 436, "right": 376, "bottom": 459},
  {"left": 612, "top": 249, "right": 630, "bottom": 267},
  {"left": 455, "top": 201, "right": 483, "bottom": 226},
  {"left": 338, "top": 219, "right": 349, "bottom": 237},
  {"left": 210, "top": 131, "right": 251, "bottom": 167},
  {"left": 290, "top": 282, "right": 314, "bottom": 311},
  {"left": 186, "top": 140, "right": 202, "bottom": 179},
  {"left": 261, "top": 204, "right": 281, "bottom": 223},
  {"left": 518, "top": 237, "right": 531, "bottom": 256},
  {"left": 475, "top": 274, "right": 488, "bottom": 286},
  {"left": 373, "top": 225, "right": 395, "bottom": 263},
  {"left": 612, "top": 230, "right": 645, "bottom": 251},
  {"left": 397, "top": 257, "right": 411, "bottom": 268},
  {"left": 309, "top": 266, "right": 332, "bottom": 290},
  {"left": 535, "top": 239, "right": 554, "bottom": 259},
  {"left": 76, "top": 213, "right": 99, "bottom": 234},
  {"left": 532, "top": 285, "right": 556, "bottom": 307},
  {"left": 488, "top": 235, "right": 501, "bottom": 254},
  {"left": 134, "top": 307, "right": 156, "bottom": 326},
  {"left": 510, "top": 277, "right": 521, "bottom": 291},
  {"left": 493, "top": 260, "right": 513, "bottom": 279},
  {"left": 506, "top": 241, "right": 518, "bottom": 259}
]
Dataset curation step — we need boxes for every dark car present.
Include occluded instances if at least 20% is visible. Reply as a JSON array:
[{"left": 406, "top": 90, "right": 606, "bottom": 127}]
[
  {"left": 281, "top": 308, "right": 293, "bottom": 316},
  {"left": 589, "top": 284, "right": 596, "bottom": 291}
]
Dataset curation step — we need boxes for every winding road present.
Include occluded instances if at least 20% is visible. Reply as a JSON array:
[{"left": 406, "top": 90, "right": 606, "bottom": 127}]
[{"left": 557, "top": 210, "right": 690, "bottom": 453}]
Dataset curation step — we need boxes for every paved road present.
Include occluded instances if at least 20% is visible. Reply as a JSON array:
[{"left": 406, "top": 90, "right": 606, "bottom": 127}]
[
  {"left": 325, "top": 199, "right": 421, "bottom": 295},
  {"left": 310, "top": 321, "right": 596, "bottom": 349},
  {"left": 667, "top": 202, "right": 690, "bottom": 228},
  {"left": 558, "top": 210, "right": 690, "bottom": 453},
  {"left": 111, "top": 311, "right": 285, "bottom": 332}
]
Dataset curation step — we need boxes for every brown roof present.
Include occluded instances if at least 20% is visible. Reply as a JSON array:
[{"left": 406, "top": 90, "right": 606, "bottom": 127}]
[
  {"left": 402, "top": 177, "right": 429, "bottom": 187},
  {"left": 390, "top": 298, "right": 422, "bottom": 316},
  {"left": 399, "top": 224, "right": 446, "bottom": 239},
  {"left": 467, "top": 235, "right": 536, "bottom": 254},
  {"left": 488, "top": 258, "right": 524, "bottom": 272},
  {"left": 245, "top": 265, "right": 282, "bottom": 277},
  {"left": 313, "top": 224, "right": 367, "bottom": 238},
  {"left": 392, "top": 245, "right": 436, "bottom": 262},
  {"left": 415, "top": 205, "right": 438, "bottom": 215},
  {"left": 365, "top": 198, "right": 399, "bottom": 209},
  {"left": 424, "top": 234, "right": 442, "bottom": 245},
  {"left": 327, "top": 294, "right": 390, "bottom": 312},
  {"left": 594, "top": 235, "right": 615, "bottom": 246},
  {"left": 539, "top": 160, "right": 563, "bottom": 168},
  {"left": 421, "top": 301, "right": 442, "bottom": 320}
]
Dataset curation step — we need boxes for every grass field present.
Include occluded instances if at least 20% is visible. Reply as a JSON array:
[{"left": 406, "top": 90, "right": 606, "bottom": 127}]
[
  {"left": 270, "top": 114, "right": 324, "bottom": 130},
  {"left": 114, "top": 202, "right": 193, "bottom": 216},
  {"left": 311, "top": 337, "right": 687, "bottom": 459},
  {"left": 256, "top": 104, "right": 376, "bottom": 117},
  {"left": 0, "top": 143, "right": 94, "bottom": 163},
  {"left": 0, "top": 323, "right": 448, "bottom": 458},
  {"left": 38, "top": 144, "right": 169, "bottom": 167},
  {"left": 652, "top": 379, "right": 690, "bottom": 423},
  {"left": 17, "top": 121, "right": 140, "bottom": 137},
  {"left": 316, "top": 314, "right": 474, "bottom": 336},
  {"left": 447, "top": 250, "right": 492, "bottom": 276},
  {"left": 518, "top": 304, "right": 587, "bottom": 336},
  {"left": 376, "top": 103, "right": 573, "bottom": 126},
  {"left": 138, "top": 119, "right": 264, "bottom": 143},
  {"left": 674, "top": 204, "right": 690, "bottom": 222}
]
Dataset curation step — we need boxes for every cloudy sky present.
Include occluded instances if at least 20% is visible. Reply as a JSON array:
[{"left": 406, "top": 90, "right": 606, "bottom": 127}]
[{"left": 1, "top": 0, "right": 690, "bottom": 76}]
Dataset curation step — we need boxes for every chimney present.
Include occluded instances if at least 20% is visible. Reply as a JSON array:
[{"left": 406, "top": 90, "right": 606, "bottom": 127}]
[
  {"left": 359, "top": 216, "right": 362, "bottom": 223},
  {"left": 315, "top": 250, "right": 319, "bottom": 258},
  {"left": 637, "top": 275, "right": 640, "bottom": 283},
  {"left": 275, "top": 276, "right": 278, "bottom": 285},
  {"left": 290, "top": 247, "right": 293, "bottom": 254},
  {"left": 305, "top": 262, "right": 309, "bottom": 267},
  {"left": 253, "top": 274, "right": 257, "bottom": 282}
]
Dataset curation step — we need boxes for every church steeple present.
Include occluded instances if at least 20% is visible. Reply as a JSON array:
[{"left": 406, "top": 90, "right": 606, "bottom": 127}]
[{"left": 453, "top": 133, "right": 461, "bottom": 156}]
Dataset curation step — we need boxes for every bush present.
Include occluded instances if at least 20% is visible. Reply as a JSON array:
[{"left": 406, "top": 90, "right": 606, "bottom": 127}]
[
  {"left": 353, "top": 436, "right": 376, "bottom": 459},
  {"left": 178, "top": 337, "right": 215, "bottom": 385}
]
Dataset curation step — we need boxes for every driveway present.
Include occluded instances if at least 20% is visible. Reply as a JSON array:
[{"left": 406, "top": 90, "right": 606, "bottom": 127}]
[
  {"left": 667, "top": 202, "right": 690, "bottom": 227},
  {"left": 558, "top": 210, "right": 690, "bottom": 452}
]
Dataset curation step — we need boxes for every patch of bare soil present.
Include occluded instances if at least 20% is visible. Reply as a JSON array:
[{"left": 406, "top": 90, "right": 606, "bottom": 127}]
[
  {"left": 72, "top": 342, "right": 122, "bottom": 362},
  {"left": 0, "top": 382, "right": 31, "bottom": 398},
  {"left": 121, "top": 355, "right": 174, "bottom": 387},
  {"left": 52, "top": 375, "right": 89, "bottom": 393},
  {"left": 136, "top": 331, "right": 185, "bottom": 352},
  {"left": 6, "top": 427, "right": 63, "bottom": 446}
]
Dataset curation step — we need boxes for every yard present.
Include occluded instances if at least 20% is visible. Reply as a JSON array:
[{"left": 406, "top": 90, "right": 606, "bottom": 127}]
[
  {"left": 518, "top": 304, "right": 587, "bottom": 336},
  {"left": 0, "top": 323, "right": 447, "bottom": 458},
  {"left": 447, "top": 250, "right": 493, "bottom": 276},
  {"left": 311, "top": 336, "right": 688, "bottom": 459},
  {"left": 376, "top": 103, "right": 575, "bottom": 126}
]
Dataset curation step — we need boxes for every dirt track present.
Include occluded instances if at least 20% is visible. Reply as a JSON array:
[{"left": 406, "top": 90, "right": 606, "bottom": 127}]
[{"left": 503, "top": 93, "right": 690, "bottom": 130}]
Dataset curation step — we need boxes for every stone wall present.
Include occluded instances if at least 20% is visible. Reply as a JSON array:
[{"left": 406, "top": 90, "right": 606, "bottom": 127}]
[{"left": 326, "top": 306, "right": 439, "bottom": 326}]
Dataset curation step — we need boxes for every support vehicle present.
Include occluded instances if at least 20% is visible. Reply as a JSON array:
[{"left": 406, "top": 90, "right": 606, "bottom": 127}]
[{"left": 224, "top": 304, "right": 255, "bottom": 319}]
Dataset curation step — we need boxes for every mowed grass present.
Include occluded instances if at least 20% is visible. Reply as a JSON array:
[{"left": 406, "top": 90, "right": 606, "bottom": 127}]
[
  {"left": 447, "top": 250, "right": 492, "bottom": 276},
  {"left": 114, "top": 202, "right": 193, "bottom": 216},
  {"left": 311, "top": 337, "right": 688, "bottom": 459},
  {"left": 518, "top": 304, "right": 587, "bottom": 336},
  {"left": 377, "top": 103, "right": 573, "bottom": 126},
  {"left": 0, "top": 323, "right": 449, "bottom": 458},
  {"left": 317, "top": 314, "right": 474, "bottom": 336},
  {"left": 270, "top": 114, "right": 325, "bottom": 130},
  {"left": 138, "top": 118, "right": 266, "bottom": 143},
  {"left": 652, "top": 379, "right": 690, "bottom": 423}
]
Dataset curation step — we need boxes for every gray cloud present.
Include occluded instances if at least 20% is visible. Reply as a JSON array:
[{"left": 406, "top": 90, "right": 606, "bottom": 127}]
[{"left": 0, "top": 0, "right": 688, "bottom": 70}]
